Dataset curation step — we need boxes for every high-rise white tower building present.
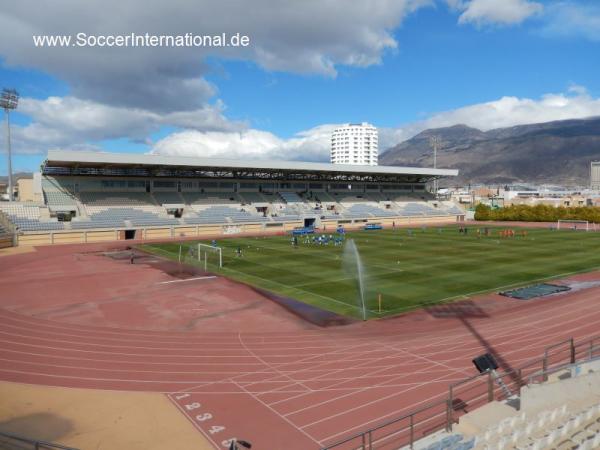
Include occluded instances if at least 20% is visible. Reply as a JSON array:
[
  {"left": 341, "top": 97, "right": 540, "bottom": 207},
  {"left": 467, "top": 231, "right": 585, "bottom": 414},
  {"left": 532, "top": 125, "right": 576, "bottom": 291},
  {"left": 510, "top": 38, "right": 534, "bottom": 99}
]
[{"left": 330, "top": 122, "right": 378, "bottom": 166}]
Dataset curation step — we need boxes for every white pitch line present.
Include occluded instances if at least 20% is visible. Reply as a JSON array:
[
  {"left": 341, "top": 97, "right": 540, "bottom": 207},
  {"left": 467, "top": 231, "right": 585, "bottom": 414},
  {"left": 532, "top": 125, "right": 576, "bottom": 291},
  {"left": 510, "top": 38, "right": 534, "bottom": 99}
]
[{"left": 157, "top": 276, "right": 217, "bottom": 285}]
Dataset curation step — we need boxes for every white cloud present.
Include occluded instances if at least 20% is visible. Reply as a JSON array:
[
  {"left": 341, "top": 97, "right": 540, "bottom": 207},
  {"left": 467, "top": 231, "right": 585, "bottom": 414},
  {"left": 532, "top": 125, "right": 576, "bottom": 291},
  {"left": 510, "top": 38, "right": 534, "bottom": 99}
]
[
  {"left": 8, "top": 95, "right": 245, "bottom": 154},
  {"left": 0, "top": 0, "right": 429, "bottom": 112},
  {"left": 449, "top": 0, "right": 543, "bottom": 26},
  {"left": 415, "top": 87, "right": 600, "bottom": 132},
  {"left": 150, "top": 124, "right": 338, "bottom": 162}
]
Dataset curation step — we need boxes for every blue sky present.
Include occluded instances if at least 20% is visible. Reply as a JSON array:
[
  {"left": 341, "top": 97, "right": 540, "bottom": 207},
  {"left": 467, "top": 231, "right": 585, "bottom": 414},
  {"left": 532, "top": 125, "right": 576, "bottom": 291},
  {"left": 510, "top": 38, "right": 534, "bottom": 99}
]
[{"left": 1, "top": 0, "right": 599, "bottom": 174}]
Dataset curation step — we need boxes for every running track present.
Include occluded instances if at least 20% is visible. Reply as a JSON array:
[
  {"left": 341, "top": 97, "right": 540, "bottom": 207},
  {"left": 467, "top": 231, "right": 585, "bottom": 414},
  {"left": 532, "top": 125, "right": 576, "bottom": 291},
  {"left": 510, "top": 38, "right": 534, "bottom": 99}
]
[{"left": 1, "top": 243, "right": 599, "bottom": 450}]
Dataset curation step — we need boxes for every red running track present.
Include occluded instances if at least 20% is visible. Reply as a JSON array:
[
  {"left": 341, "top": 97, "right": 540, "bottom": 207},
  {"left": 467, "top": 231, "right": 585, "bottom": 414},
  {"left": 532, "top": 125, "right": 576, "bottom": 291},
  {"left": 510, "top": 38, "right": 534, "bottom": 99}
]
[{"left": 1, "top": 243, "right": 599, "bottom": 450}]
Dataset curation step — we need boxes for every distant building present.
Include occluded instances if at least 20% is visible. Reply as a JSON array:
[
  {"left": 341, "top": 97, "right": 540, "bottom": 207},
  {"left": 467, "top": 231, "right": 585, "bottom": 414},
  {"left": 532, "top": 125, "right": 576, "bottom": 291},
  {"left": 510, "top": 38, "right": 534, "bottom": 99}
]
[
  {"left": 330, "top": 122, "right": 378, "bottom": 166},
  {"left": 591, "top": 161, "right": 600, "bottom": 190}
]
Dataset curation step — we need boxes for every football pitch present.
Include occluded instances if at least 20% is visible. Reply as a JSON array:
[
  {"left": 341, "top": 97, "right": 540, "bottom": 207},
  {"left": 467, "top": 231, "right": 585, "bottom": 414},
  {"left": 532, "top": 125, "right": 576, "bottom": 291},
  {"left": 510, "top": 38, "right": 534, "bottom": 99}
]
[{"left": 140, "top": 226, "right": 600, "bottom": 319}]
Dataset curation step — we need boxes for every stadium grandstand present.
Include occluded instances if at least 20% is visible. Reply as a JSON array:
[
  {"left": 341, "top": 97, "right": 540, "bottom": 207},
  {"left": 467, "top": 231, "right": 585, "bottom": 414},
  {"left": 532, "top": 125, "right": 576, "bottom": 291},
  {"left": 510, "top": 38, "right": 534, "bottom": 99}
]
[{"left": 0, "top": 150, "right": 464, "bottom": 246}]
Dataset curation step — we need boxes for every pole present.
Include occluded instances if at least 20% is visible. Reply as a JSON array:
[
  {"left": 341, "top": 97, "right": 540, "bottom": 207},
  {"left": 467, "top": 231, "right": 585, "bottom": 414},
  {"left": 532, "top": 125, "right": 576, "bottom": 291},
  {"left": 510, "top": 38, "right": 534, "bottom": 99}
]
[
  {"left": 429, "top": 136, "right": 440, "bottom": 200},
  {"left": 5, "top": 110, "right": 13, "bottom": 202},
  {"left": 491, "top": 369, "right": 513, "bottom": 399},
  {"left": 378, "top": 294, "right": 382, "bottom": 313},
  {"left": 433, "top": 140, "right": 437, "bottom": 198},
  {"left": 178, "top": 244, "right": 182, "bottom": 263}
]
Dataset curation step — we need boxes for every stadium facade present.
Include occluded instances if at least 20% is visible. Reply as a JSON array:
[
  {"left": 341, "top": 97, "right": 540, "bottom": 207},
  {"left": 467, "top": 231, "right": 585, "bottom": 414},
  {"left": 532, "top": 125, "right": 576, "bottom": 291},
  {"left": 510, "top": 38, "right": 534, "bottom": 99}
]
[{"left": 0, "top": 150, "right": 463, "bottom": 246}]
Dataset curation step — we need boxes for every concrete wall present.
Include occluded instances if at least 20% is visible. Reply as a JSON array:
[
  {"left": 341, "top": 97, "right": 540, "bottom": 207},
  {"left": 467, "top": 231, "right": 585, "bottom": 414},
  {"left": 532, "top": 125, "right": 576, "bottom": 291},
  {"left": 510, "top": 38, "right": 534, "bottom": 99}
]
[
  {"left": 0, "top": 235, "right": 13, "bottom": 249},
  {"left": 17, "top": 178, "right": 37, "bottom": 202}
]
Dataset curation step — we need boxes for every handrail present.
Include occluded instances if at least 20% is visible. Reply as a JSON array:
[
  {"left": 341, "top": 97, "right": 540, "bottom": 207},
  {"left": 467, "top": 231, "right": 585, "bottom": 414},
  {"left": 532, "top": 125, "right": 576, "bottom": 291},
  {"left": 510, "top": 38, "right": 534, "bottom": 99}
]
[
  {"left": 320, "top": 397, "right": 448, "bottom": 450},
  {"left": 528, "top": 350, "right": 600, "bottom": 385},
  {"left": 0, "top": 430, "right": 79, "bottom": 450},
  {"left": 320, "top": 334, "right": 600, "bottom": 450}
]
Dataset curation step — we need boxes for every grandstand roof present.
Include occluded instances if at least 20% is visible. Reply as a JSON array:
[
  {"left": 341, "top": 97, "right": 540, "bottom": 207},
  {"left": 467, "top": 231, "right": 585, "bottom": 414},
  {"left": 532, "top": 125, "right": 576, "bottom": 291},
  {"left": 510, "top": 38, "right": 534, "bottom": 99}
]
[{"left": 43, "top": 150, "right": 458, "bottom": 182}]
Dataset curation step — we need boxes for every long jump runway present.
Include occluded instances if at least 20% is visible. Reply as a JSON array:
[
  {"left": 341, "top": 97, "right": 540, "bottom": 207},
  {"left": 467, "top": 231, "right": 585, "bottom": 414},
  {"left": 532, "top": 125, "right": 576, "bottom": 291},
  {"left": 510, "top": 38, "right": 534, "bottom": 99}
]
[{"left": 0, "top": 243, "right": 599, "bottom": 449}]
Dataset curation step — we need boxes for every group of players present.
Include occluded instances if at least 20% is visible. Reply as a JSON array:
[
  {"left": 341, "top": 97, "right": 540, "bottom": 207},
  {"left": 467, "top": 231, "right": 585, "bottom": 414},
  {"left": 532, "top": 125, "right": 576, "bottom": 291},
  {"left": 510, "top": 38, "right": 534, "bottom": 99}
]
[
  {"left": 292, "top": 233, "right": 346, "bottom": 247},
  {"left": 498, "top": 229, "right": 527, "bottom": 238},
  {"left": 223, "top": 223, "right": 533, "bottom": 259}
]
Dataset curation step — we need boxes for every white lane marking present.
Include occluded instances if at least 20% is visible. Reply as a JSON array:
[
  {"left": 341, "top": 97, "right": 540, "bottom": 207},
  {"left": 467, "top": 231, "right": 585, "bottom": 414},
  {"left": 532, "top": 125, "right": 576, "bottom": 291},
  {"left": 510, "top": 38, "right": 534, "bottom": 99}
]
[{"left": 158, "top": 276, "right": 217, "bottom": 285}]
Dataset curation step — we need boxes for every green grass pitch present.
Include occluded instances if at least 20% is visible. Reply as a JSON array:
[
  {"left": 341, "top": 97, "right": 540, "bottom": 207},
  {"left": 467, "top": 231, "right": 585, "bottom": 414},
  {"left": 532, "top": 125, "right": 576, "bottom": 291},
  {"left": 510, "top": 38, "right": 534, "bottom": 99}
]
[{"left": 140, "top": 226, "right": 600, "bottom": 319}]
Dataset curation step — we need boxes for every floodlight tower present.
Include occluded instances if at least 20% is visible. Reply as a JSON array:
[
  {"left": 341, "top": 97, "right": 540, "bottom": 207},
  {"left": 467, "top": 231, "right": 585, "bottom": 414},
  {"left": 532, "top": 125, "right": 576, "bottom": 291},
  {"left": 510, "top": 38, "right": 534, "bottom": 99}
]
[
  {"left": 1, "top": 88, "right": 19, "bottom": 202},
  {"left": 429, "top": 136, "right": 442, "bottom": 199}
]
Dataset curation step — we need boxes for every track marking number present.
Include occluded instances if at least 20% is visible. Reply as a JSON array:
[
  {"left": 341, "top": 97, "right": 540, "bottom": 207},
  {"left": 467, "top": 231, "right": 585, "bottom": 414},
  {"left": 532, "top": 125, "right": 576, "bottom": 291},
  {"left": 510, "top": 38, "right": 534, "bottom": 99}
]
[{"left": 172, "top": 394, "right": 234, "bottom": 448}]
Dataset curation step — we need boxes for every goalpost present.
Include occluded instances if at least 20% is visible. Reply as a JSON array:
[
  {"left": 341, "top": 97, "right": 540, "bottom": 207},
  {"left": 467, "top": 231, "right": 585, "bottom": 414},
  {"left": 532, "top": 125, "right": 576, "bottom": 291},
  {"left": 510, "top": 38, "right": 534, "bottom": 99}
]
[
  {"left": 197, "top": 243, "right": 223, "bottom": 269},
  {"left": 556, "top": 219, "right": 590, "bottom": 231}
]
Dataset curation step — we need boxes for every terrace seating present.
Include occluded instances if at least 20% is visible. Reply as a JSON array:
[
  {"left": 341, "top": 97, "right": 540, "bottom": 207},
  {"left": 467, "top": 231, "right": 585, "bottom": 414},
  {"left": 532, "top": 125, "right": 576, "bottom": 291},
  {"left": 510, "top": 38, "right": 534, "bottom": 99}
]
[
  {"left": 71, "top": 208, "right": 179, "bottom": 228},
  {"left": 78, "top": 191, "right": 157, "bottom": 207},
  {"left": 272, "top": 215, "right": 303, "bottom": 222},
  {"left": 344, "top": 204, "right": 398, "bottom": 218},
  {"left": 184, "top": 206, "right": 267, "bottom": 225},
  {"left": 153, "top": 191, "right": 184, "bottom": 205},
  {"left": 339, "top": 195, "right": 370, "bottom": 204},
  {"left": 366, "top": 192, "right": 387, "bottom": 202},
  {"left": 71, "top": 220, "right": 124, "bottom": 229},
  {"left": 467, "top": 403, "right": 600, "bottom": 450},
  {"left": 440, "top": 202, "right": 465, "bottom": 215},
  {"left": 44, "top": 190, "right": 77, "bottom": 208},
  {"left": 0, "top": 203, "right": 65, "bottom": 231},
  {"left": 398, "top": 202, "right": 447, "bottom": 217},
  {"left": 313, "top": 192, "right": 337, "bottom": 203},
  {"left": 279, "top": 191, "right": 304, "bottom": 203},
  {"left": 420, "top": 434, "right": 473, "bottom": 450},
  {"left": 391, "top": 194, "right": 418, "bottom": 202},
  {"left": 239, "top": 192, "right": 268, "bottom": 204},
  {"left": 182, "top": 192, "right": 241, "bottom": 205}
]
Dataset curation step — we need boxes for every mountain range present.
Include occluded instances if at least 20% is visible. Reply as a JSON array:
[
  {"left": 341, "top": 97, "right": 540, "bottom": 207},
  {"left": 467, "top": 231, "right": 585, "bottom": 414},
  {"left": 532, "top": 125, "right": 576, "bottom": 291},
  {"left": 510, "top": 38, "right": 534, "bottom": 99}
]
[{"left": 380, "top": 117, "right": 600, "bottom": 186}]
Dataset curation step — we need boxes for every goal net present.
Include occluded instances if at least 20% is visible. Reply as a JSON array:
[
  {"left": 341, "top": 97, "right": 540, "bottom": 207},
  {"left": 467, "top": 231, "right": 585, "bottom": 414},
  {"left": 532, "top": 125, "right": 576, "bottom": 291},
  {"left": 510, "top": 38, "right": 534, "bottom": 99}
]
[
  {"left": 197, "top": 243, "right": 223, "bottom": 269},
  {"left": 556, "top": 219, "right": 590, "bottom": 231}
]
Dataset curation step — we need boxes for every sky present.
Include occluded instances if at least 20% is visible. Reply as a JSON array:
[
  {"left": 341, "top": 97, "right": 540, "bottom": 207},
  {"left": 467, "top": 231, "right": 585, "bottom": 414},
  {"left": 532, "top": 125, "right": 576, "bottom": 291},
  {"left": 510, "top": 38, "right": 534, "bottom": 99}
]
[{"left": 0, "top": 0, "right": 599, "bottom": 174}]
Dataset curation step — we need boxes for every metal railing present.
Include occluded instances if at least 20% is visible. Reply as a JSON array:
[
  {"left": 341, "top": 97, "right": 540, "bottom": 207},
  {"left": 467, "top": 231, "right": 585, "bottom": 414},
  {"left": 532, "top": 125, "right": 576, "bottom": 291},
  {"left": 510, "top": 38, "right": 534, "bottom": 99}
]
[
  {"left": 528, "top": 342, "right": 600, "bottom": 385},
  {"left": 0, "top": 430, "right": 79, "bottom": 450},
  {"left": 318, "top": 399, "right": 449, "bottom": 450},
  {"left": 320, "top": 334, "right": 599, "bottom": 450}
]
